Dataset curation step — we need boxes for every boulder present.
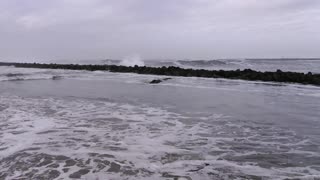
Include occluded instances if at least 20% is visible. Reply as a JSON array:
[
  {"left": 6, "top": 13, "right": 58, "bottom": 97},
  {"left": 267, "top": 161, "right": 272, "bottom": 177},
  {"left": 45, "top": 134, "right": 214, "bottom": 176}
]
[{"left": 149, "top": 79, "right": 162, "bottom": 84}]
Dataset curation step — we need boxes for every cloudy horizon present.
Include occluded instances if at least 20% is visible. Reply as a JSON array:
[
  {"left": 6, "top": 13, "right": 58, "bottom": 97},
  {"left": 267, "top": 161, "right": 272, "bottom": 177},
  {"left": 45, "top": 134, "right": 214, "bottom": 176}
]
[{"left": 1, "top": 0, "right": 320, "bottom": 61}]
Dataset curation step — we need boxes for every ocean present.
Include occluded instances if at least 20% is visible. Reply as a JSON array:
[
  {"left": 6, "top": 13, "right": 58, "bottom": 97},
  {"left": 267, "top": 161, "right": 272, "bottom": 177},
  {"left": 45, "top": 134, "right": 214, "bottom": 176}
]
[{"left": 0, "top": 59, "right": 320, "bottom": 179}]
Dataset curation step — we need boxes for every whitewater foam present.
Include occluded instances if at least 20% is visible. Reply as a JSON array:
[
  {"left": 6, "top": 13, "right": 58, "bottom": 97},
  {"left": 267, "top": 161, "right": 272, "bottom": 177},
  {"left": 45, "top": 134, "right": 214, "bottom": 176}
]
[{"left": 0, "top": 95, "right": 319, "bottom": 179}]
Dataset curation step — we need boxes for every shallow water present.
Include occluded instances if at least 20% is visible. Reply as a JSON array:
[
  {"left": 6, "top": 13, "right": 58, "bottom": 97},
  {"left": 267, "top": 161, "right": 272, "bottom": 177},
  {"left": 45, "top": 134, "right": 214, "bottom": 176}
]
[{"left": 0, "top": 66, "right": 320, "bottom": 179}]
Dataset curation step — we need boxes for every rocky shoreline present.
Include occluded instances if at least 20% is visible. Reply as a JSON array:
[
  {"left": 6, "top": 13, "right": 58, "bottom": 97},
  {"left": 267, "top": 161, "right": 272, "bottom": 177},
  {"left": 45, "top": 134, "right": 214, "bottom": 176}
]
[{"left": 1, "top": 62, "right": 319, "bottom": 86}]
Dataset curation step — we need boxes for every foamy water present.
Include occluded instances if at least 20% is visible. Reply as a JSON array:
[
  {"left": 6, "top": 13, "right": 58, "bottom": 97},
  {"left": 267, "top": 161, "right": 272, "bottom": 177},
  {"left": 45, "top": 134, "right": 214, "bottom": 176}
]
[
  {"left": 1, "top": 95, "right": 319, "bottom": 179},
  {"left": 0, "top": 65, "right": 320, "bottom": 179}
]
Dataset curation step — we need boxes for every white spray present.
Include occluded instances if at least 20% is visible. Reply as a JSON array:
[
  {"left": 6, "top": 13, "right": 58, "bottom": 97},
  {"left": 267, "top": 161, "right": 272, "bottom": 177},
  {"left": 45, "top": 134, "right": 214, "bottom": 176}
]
[{"left": 120, "top": 54, "right": 145, "bottom": 67}]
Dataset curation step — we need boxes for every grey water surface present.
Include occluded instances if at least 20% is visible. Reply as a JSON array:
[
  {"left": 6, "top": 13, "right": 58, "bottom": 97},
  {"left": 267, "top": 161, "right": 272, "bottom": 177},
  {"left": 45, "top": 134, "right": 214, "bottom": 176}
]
[{"left": 0, "top": 64, "right": 319, "bottom": 179}]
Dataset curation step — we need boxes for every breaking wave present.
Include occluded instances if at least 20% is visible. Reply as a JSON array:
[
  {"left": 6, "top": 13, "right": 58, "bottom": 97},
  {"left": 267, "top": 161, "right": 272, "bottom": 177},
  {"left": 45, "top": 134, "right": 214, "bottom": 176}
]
[{"left": 120, "top": 55, "right": 145, "bottom": 67}]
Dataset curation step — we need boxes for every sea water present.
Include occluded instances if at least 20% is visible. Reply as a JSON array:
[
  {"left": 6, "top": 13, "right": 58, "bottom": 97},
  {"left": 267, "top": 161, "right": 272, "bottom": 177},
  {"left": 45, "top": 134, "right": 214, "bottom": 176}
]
[{"left": 0, "top": 61, "right": 320, "bottom": 179}]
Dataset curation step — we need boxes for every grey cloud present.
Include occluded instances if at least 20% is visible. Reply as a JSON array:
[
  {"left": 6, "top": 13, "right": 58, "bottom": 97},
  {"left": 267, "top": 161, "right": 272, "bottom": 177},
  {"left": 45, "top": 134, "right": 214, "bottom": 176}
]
[{"left": 0, "top": 0, "right": 319, "bottom": 61}]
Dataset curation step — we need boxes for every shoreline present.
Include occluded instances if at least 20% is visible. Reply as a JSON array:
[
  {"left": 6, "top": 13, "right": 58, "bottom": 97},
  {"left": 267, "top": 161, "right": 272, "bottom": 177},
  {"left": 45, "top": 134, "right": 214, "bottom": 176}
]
[{"left": 0, "top": 62, "right": 319, "bottom": 86}]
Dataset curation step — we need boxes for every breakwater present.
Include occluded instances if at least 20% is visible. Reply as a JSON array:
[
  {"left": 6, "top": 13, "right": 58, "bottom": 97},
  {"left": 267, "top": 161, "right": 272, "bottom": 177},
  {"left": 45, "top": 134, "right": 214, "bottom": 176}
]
[{"left": 1, "top": 62, "right": 319, "bottom": 86}]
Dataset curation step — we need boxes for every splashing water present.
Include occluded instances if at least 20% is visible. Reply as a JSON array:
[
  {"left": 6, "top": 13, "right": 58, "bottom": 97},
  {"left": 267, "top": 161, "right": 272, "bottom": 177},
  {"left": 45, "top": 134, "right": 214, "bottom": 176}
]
[{"left": 120, "top": 54, "right": 145, "bottom": 67}]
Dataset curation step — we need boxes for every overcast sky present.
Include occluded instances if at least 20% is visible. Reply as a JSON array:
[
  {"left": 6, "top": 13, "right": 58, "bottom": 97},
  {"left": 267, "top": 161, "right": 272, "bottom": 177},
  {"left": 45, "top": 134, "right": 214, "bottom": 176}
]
[{"left": 0, "top": 0, "right": 320, "bottom": 61}]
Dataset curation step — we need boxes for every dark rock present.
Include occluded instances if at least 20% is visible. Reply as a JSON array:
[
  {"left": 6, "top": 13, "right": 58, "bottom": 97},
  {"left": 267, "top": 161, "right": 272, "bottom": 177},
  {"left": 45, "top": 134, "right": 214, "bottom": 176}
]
[{"left": 149, "top": 79, "right": 162, "bottom": 84}]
